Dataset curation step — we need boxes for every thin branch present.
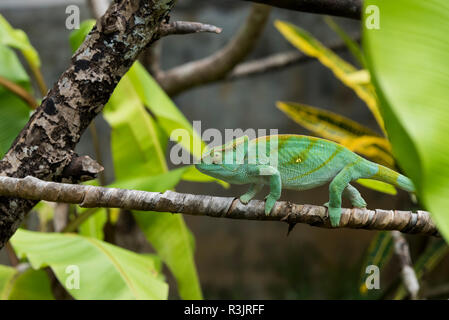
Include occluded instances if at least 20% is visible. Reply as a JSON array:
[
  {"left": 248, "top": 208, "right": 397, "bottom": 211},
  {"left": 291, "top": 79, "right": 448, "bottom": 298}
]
[
  {"left": 158, "top": 21, "right": 222, "bottom": 37},
  {"left": 141, "top": 40, "right": 162, "bottom": 77},
  {"left": 227, "top": 36, "right": 359, "bottom": 80},
  {"left": 240, "top": 0, "right": 362, "bottom": 20},
  {"left": 0, "top": 176, "right": 439, "bottom": 237},
  {"left": 0, "top": 75, "right": 38, "bottom": 109},
  {"left": 29, "top": 65, "right": 48, "bottom": 97},
  {"left": 392, "top": 231, "right": 420, "bottom": 299},
  {"left": 156, "top": 4, "right": 272, "bottom": 96}
]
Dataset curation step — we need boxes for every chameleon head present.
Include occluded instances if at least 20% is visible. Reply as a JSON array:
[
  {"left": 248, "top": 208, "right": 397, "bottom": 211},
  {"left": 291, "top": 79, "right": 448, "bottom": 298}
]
[{"left": 195, "top": 147, "right": 244, "bottom": 182}]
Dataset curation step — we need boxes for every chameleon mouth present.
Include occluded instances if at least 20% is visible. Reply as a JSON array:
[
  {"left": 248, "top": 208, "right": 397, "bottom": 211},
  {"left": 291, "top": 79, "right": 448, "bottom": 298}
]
[{"left": 195, "top": 163, "right": 220, "bottom": 172}]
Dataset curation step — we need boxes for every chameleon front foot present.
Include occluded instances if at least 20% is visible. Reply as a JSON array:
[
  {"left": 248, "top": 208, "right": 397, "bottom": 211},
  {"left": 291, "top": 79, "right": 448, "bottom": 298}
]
[
  {"left": 328, "top": 206, "right": 342, "bottom": 227},
  {"left": 239, "top": 194, "right": 252, "bottom": 204},
  {"left": 264, "top": 195, "right": 278, "bottom": 215}
]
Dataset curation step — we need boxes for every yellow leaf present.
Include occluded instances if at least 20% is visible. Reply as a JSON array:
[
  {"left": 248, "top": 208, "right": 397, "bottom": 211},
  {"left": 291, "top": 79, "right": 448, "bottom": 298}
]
[
  {"left": 276, "top": 101, "right": 394, "bottom": 167},
  {"left": 346, "top": 70, "right": 371, "bottom": 85},
  {"left": 274, "top": 20, "right": 384, "bottom": 132}
]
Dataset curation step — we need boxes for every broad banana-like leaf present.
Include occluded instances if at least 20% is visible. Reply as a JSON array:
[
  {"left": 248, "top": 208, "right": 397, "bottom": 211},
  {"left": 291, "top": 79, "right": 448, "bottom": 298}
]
[
  {"left": 11, "top": 230, "right": 168, "bottom": 300},
  {"left": 0, "top": 45, "right": 32, "bottom": 157},
  {"left": 0, "top": 14, "right": 40, "bottom": 68},
  {"left": 364, "top": 0, "right": 449, "bottom": 241}
]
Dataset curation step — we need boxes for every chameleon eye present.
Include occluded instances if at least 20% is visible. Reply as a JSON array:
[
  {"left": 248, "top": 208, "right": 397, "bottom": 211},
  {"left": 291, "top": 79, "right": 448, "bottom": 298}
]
[{"left": 212, "top": 151, "right": 222, "bottom": 163}]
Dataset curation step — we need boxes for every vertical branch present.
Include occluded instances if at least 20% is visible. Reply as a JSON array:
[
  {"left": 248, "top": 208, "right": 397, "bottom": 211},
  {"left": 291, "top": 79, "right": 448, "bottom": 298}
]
[{"left": 392, "top": 231, "right": 420, "bottom": 300}]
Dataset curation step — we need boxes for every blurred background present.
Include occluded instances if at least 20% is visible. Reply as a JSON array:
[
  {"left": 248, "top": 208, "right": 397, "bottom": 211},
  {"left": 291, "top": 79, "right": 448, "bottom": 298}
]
[{"left": 0, "top": 0, "right": 447, "bottom": 299}]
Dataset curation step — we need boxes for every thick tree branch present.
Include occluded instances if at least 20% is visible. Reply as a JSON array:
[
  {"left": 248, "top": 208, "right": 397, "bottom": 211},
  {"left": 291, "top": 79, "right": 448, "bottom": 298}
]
[
  {"left": 156, "top": 3, "right": 271, "bottom": 96},
  {"left": 241, "top": 0, "right": 362, "bottom": 20},
  {"left": 0, "top": 176, "right": 439, "bottom": 237},
  {"left": 392, "top": 231, "right": 420, "bottom": 299},
  {"left": 0, "top": 0, "right": 175, "bottom": 249}
]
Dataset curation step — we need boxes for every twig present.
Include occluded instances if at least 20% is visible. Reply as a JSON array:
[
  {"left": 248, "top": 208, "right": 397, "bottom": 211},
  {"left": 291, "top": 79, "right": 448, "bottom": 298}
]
[
  {"left": 29, "top": 65, "right": 48, "bottom": 97},
  {"left": 239, "top": 0, "right": 362, "bottom": 20},
  {"left": 0, "top": 176, "right": 439, "bottom": 237},
  {"left": 158, "top": 21, "right": 222, "bottom": 37},
  {"left": 141, "top": 41, "right": 162, "bottom": 77},
  {"left": 227, "top": 36, "right": 359, "bottom": 80},
  {"left": 392, "top": 231, "right": 420, "bottom": 299},
  {"left": 156, "top": 4, "right": 271, "bottom": 96},
  {"left": 0, "top": 75, "right": 38, "bottom": 109}
]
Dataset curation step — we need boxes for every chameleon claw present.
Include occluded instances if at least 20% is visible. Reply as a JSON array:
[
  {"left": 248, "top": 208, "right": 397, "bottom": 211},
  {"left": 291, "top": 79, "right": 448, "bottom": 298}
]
[
  {"left": 239, "top": 195, "right": 251, "bottom": 204},
  {"left": 264, "top": 195, "right": 277, "bottom": 215},
  {"left": 328, "top": 206, "right": 342, "bottom": 227}
]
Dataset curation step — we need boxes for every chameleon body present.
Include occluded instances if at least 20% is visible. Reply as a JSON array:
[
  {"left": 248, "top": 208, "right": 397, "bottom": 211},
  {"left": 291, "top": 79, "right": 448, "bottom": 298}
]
[{"left": 195, "top": 135, "right": 415, "bottom": 227}]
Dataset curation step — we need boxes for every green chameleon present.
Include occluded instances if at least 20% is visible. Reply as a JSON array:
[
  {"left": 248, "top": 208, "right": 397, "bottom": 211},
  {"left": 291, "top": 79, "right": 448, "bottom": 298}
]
[{"left": 195, "top": 134, "right": 415, "bottom": 227}]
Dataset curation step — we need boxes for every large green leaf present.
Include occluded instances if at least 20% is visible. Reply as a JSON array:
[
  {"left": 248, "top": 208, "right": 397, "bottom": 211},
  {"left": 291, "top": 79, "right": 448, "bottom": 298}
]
[
  {"left": 108, "top": 167, "right": 203, "bottom": 299},
  {"left": 0, "top": 265, "right": 16, "bottom": 299},
  {"left": 11, "top": 229, "right": 168, "bottom": 300},
  {"left": 8, "top": 268, "right": 54, "bottom": 300},
  {"left": 0, "top": 45, "right": 32, "bottom": 157},
  {"left": 103, "top": 66, "right": 202, "bottom": 299},
  {"left": 363, "top": 0, "right": 449, "bottom": 241},
  {"left": 127, "top": 62, "right": 206, "bottom": 160},
  {"left": 0, "top": 14, "right": 40, "bottom": 68},
  {"left": 103, "top": 74, "right": 168, "bottom": 179},
  {"left": 0, "top": 265, "right": 54, "bottom": 300},
  {"left": 78, "top": 208, "right": 107, "bottom": 240},
  {"left": 69, "top": 19, "right": 96, "bottom": 52}
]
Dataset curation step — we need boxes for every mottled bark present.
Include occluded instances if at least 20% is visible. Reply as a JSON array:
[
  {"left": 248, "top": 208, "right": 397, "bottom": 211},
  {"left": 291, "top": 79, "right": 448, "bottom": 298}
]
[
  {"left": 0, "top": 0, "right": 175, "bottom": 248},
  {"left": 0, "top": 176, "right": 439, "bottom": 237}
]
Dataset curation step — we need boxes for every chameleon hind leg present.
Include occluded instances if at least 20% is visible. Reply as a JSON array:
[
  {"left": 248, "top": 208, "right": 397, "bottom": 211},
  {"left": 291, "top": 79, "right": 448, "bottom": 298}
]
[
  {"left": 239, "top": 183, "right": 264, "bottom": 204},
  {"left": 343, "top": 184, "right": 367, "bottom": 208},
  {"left": 324, "top": 183, "right": 366, "bottom": 208},
  {"left": 328, "top": 166, "right": 362, "bottom": 227},
  {"left": 241, "top": 165, "right": 281, "bottom": 215}
]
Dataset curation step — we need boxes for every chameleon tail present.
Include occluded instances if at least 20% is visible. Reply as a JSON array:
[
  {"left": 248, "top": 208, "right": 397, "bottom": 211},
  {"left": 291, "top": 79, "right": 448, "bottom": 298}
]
[{"left": 364, "top": 161, "right": 415, "bottom": 193}]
